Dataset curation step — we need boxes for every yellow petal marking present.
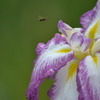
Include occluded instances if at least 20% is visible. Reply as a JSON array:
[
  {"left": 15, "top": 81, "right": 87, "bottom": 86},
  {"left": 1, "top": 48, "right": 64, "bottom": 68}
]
[
  {"left": 67, "top": 60, "right": 79, "bottom": 82},
  {"left": 61, "top": 34, "right": 65, "bottom": 36},
  {"left": 55, "top": 49, "right": 71, "bottom": 53},
  {"left": 92, "top": 56, "right": 98, "bottom": 67},
  {"left": 88, "top": 19, "right": 100, "bottom": 48},
  {"left": 83, "top": 52, "right": 89, "bottom": 57}
]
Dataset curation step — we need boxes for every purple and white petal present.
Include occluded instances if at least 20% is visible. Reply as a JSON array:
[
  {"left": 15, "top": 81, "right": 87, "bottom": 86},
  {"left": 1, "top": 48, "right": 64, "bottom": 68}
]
[
  {"left": 80, "top": 9, "right": 96, "bottom": 32},
  {"left": 70, "top": 32, "right": 84, "bottom": 48},
  {"left": 26, "top": 33, "right": 74, "bottom": 100},
  {"left": 48, "top": 60, "right": 79, "bottom": 100},
  {"left": 77, "top": 53, "right": 100, "bottom": 100},
  {"left": 80, "top": 0, "right": 100, "bottom": 40}
]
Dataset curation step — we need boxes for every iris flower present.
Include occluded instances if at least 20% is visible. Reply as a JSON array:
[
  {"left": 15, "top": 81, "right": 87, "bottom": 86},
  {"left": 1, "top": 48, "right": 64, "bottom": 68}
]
[{"left": 26, "top": 0, "right": 100, "bottom": 100}]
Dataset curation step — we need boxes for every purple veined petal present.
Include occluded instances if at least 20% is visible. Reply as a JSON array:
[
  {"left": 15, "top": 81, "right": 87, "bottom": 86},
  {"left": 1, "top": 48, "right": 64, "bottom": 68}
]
[
  {"left": 80, "top": 9, "right": 96, "bottom": 32},
  {"left": 80, "top": 0, "right": 100, "bottom": 31},
  {"left": 36, "top": 33, "right": 68, "bottom": 56},
  {"left": 57, "top": 20, "right": 72, "bottom": 36},
  {"left": 77, "top": 53, "right": 100, "bottom": 100},
  {"left": 48, "top": 59, "right": 79, "bottom": 100},
  {"left": 80, "top": 37, "right": 91, "bottom": 52},
  {"left": 36, "top": 43, "right": 45, "bottom": 56},
  {"left": 70, "top": 32, "right": 84, "bottom": 48},
  {"left": 26, "top": 33, "right": 74, "bottom": 100},
  {"left": 80, "top": 0, "right": 100, "bottom": 40}
]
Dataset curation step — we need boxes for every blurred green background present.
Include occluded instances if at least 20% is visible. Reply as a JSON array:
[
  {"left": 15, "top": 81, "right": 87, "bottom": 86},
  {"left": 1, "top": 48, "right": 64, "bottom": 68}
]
[{"left": 0, "top": 0, "right": 97, "bottom": 100}]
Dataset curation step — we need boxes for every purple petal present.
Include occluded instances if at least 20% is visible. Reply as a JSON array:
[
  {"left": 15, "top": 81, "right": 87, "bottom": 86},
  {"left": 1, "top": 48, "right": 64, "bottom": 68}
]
[
  {"left": 70, "top": 32, "right": 84, "bottom": 48},
  {"left": 26, "top": 33, "right": 74, "bottom": 100}
]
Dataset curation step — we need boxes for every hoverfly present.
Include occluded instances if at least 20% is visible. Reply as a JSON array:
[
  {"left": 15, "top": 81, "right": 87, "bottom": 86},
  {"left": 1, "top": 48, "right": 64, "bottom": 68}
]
[{"left": 38, "top": 16, "right": 47, "bottom": 21}]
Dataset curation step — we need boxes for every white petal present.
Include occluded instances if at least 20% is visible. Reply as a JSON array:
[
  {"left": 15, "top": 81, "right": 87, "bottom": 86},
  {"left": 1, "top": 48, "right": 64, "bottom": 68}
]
[{"left": 48, "top": 60, "right": 79, "bottom": 100}]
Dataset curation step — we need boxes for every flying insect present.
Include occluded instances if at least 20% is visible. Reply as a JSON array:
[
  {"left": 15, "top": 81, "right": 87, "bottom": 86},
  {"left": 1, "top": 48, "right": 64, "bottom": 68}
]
[{"left": 38, "top": 16, "right": 47, "bottom": 21}]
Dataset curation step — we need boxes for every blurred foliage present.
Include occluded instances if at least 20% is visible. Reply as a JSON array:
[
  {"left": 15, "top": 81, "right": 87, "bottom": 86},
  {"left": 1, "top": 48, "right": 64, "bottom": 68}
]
[{"left": 0, "top": 0, "right": 97, "bottom": 100}]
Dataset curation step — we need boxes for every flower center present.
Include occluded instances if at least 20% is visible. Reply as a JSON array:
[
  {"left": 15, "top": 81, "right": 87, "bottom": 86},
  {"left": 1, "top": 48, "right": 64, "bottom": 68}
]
[{"left": 73, "top": 48, "right": 88, "bottom": 60}]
